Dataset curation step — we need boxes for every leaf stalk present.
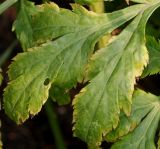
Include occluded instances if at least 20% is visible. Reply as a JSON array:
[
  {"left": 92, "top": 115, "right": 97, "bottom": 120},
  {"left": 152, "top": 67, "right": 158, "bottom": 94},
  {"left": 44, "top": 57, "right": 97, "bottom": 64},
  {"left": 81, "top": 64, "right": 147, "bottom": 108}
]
[{"left": 45, "top": 99, "right": 66, "bottom": 149}]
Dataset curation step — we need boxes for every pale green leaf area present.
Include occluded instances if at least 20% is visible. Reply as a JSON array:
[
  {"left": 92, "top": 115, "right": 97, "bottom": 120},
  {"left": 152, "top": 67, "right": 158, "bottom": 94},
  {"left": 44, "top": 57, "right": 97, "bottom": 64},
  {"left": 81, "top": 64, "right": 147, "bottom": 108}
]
[
  {"left": 74, "top": 0, "right": 113, "bottom": 5},
  {"left": 73, "top": 2, "right": 160, "bottom": 146},
  {"left": 111, "top": 90, "right": 160, "bottom": 149},
  {"left": 4, "top": 2, "right": 146, "bottom": 124},
  {"left": 142, "top": 37, "right": 160, "bottom": 77},
  {"left": 29, "top": 3, "right": 146, "bottom": 47}
]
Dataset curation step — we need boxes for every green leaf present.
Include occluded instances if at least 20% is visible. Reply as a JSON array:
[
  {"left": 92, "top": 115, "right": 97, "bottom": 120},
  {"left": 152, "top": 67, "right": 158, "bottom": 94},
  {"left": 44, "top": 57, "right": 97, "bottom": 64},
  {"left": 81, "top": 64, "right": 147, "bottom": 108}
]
[
  {"left": 106, "top": 89, "right": 159, "bottom": 142},
  {"left": 0, "top": 0, "right": 17, "bottom": 15},
  {"left": 12, "top": 0, "right": 39, "bottom": 51},
  {"left": 111, "top": 89, "right": 160, "bottom": 149},
  {"left": 74, "top": 0, "right": 112, "bottom": 5},
  {"left": 142, "top": 37, "right": 160, "bottom": 77},
  {"left": 73, "top": 2, "right": 160, "bottom": 146},
  {"left": 4, "top": 2, "right": 145, "bottom": 124}
]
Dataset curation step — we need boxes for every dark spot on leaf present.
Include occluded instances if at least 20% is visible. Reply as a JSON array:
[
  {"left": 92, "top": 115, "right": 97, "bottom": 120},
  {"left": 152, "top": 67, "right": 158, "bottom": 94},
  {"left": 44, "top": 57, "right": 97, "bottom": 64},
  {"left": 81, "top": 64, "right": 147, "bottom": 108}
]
[{"left": 44, "top": 78, "right": 50, "bottom": 86}]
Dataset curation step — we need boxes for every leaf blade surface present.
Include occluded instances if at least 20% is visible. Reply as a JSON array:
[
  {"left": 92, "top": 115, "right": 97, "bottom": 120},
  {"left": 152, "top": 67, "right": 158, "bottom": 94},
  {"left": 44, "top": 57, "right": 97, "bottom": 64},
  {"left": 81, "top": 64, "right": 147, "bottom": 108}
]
[
  {"left": 4, "top": 2, "right": 146, "bottom": 123},
  {"left": 73, "top": 2, "right": 160, "bottom": 145}
]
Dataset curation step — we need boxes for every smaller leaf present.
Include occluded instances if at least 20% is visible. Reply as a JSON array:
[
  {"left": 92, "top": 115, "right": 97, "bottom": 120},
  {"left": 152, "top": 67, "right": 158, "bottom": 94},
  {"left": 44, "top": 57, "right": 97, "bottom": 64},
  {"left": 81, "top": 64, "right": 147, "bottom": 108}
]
[
  {"left": 111, "top": 89, "right": 160, "bottom": 149},
  {"left": 75, "top": 0, "right": 98, "bottom": 4},
  {"left": 142, "top": 37, "right": 160, "bottom": 77}
]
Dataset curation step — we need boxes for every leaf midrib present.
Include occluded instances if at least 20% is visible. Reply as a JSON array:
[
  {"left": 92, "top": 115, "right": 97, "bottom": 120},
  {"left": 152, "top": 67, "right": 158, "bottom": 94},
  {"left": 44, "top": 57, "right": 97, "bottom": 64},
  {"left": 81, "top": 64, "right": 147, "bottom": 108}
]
[{"left": 84, "top": 14, "right": 143, "bottom": 142}]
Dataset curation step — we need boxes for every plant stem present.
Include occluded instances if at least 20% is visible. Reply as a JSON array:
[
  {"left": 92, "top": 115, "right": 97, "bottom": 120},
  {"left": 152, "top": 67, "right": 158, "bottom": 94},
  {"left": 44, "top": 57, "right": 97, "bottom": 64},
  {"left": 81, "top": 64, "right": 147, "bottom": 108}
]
[
  {"left": 0, "top": 0, "right": 17, "bottom": 15},
  {"left": 45, "top": 99, "right": 66, "bottom": 149},
  {"left": 89, "top": 0, "right": 109, "bottom": 48}
]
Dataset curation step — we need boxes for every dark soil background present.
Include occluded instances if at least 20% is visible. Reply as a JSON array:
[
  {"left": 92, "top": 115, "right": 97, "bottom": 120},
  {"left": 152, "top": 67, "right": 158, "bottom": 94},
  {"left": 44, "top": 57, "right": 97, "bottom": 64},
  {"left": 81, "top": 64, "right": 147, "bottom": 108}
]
[{"left": 0, "top": 0, "right": 160, "bottom": 149}]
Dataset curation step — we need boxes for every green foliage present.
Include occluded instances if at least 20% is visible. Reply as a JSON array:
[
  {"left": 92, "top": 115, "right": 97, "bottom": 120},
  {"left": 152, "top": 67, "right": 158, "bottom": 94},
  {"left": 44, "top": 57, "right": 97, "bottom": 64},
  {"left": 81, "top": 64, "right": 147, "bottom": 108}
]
[
  {"left": 108, "top": 89, "right": 160, "bottom": 149},
  {"left": 2, "top": 0, "right": 160, "bottom": 148},
  {"left": 73, "top": 1, "right": 160, "bottom": 146},
  {"left": 75, "top": 0, "right": 98, "bottom": 4},
  {"left": 4, "top": 1, "right": 146, "bottom": 124},
  {"left": 142, "top": 37, "right": 160, "bottom": 77}
]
